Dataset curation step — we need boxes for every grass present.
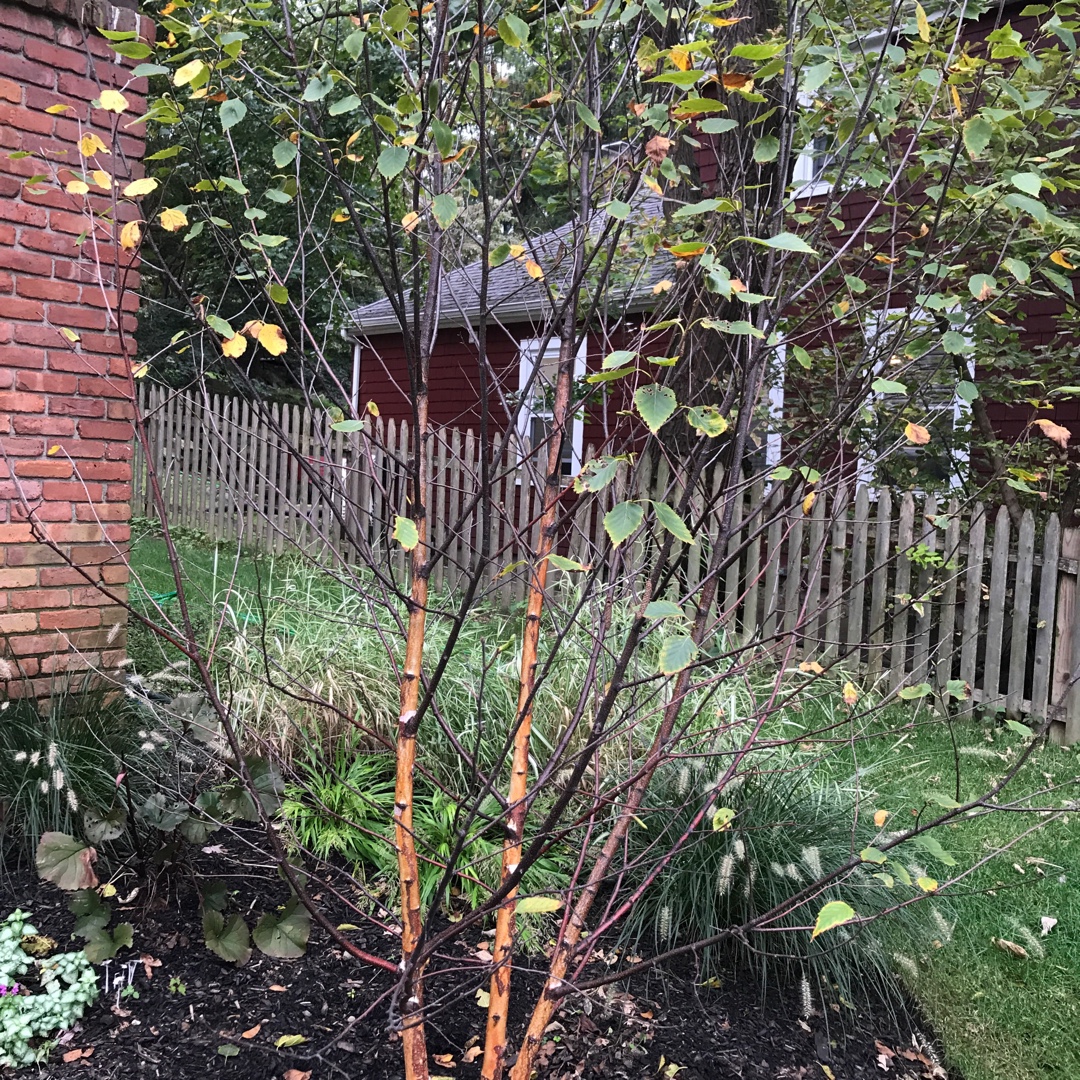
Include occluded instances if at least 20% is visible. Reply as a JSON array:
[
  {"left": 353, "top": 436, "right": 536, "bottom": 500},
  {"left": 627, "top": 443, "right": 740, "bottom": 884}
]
[
  {"left": 125, "top": 533, "right": 1080, "bottom": 1080},
  {"left": 811, "top": 708, "right": 1080, "bottom": 1080}
]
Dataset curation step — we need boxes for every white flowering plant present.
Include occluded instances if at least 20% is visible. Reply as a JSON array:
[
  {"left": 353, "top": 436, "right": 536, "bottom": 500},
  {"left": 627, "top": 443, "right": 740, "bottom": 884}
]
[{"left": 0, "top": 910, "right": 98, "bottom": 1068}]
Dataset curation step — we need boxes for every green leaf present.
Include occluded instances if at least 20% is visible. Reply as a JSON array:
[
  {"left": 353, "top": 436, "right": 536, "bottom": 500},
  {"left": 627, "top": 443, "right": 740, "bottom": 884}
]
[
  {"left": 575, "top": 101, "right": 601, "bottom": 132},
  {"left": 871, "top": 378, "right": 907, "bottom": 394},
  {"left": 913, "top": 833, "right": 957, "bottom": 866},
  {"left": 498, "top": 12, "right": 530, "bottom": 47},
  {"left": 648, "top": 70, "right": 704, "bottom": 87},
  {"left": 574, "top": 455, "right": 623, "bottom": 493},
  {"left": 644, "top": 600, "right": 684, "bottom": 619},
  {"left": 301, "top": 73, "right": 335, "bottom": 102},
  {"left": 956, "top": 381, "right": 979, "bottom": 403},
  {"left": 659, "top": 634, "right": 698, "bottom": 675},
  {"left": 36, "top": 832, "right": 97, "bottom": 890},
  {"left": 699, "top": 117, "right": 737, "bottom": 134},
  {"left": 546, "top": 553, "right": 588, "bottom": 572},
  {"left": 962, "top": 116, "right": 993, "bottom": 158},
  {"left": 268, "top": 282, "right": 289, "bottom": 304},
  {"left": 711, "top": 807, "right": 735, "bottom": 831},
  {"left": 344, "top": 28, "right": 367, "bottom": 58},
  {"left": 633, "top": 384, "right": 678, "bottom": 434},
  {"left": 752, "top": 231, "right": 818, "bottom": 255},
  {"left": 383, "top": 4, "right": 410, "bottom": 32},
  {"left": 329, "top": 94, "right": 362, "bottom": 116},
  {"left": 203, "top": 911, "right": 251, "bottom": 963},
  {"left": 1001, "top": 257, "right": 1030, "bottom": 284},
  {"left": 253, "top": 901, "right": 310, "bottom": 958},
  {"left": 898, "top": 682, "right": 933, "bottom": 700},
  {"left": 792, "top": 344, "right": 812, "bottom": 370},
  {"left": 1010, "top": 172, "right": 1042, "bottom": 197},
  {"left": 941, "top": 330, "right": 969, "bottom": 354},
  {"left": 604, "top": 501, "right": 645, "bottom": 546},
  {"left": 968, "top": 273, "right": 997, "bottom": 301},
  {"left": 393, "top": 515, "right": 419, "bottom": 550},
  {"left": 801, "top": 60, "right": 834, "bottom": 92},
  {"left": 685, "top": 405, "right": 728, "bottom": 436},
  {"left": 275, "top": 1035, "right": 308, "bottom": 1048},
  {"left": 377, "top": 145, "right": 409, "bottom": 178},
  {"left": 82, "top": 804, "right": 127, "bottom": 844},
  {"left": 652, "top": 500, "right": 695, "bottom": 543},
  {"left": 730, "top": 41, "right": 784, "bottom": 60},
  {"left": 925, "top": 791, "right": 962, "bottom": 809},
  {"left": 811, "top": 900, "right": 856, "bottom": 940},
  {"left": 68, "top": 889, "right": 111, "bottom": 937},
  {"left": 1005, "top": 718, "right": 1034, "bottom": 738},
  {"left": 606, "top": 200, "right": 632, "bottom": 220},
  {"left": 860, "top": 847, "right": 888, "bottom": 864},
  {"left": 431, "top": 193, "right": 459, "bottom": 229},
  {"left": 273, "top": 140, "right": 298, "bottom": 168},
  {"left": 138, "top": 792, "right": 189, "bottom": 831},
  {"left": 515, "top": 896, "right": 562, "bottom": 914},
  {"left": 109, "top": 40, "right": 153, "bottom": 58},
  {"left": 331, "top": 419, "right": 365, "bottom": 433},
  {"left": 602, "top": 349, "right": 636, "bottom": 370},
  {"left": 431, "top": 118, "right": 454, "bottom": 158},
  {"left": 753, "top": 134, "right": 779, "bottom": 163},
  {"left": 218, "top": 1045, "right": 240, "bottom": 1059},
  {"left": 132, "top": 63, "right": 171, "bottom": 78},
  {"left": 219, "top": 98, "right": 246, "bottom": 131}
]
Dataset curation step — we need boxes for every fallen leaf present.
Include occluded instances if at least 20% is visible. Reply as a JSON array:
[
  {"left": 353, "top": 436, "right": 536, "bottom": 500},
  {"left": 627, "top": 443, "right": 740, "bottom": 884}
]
[
  {"left": 874, "top": 809, "right": 889, "bottom": 827},
  {"left": 992, "top": 936, "right": 1029, "bottom": 959},
  {"left": 842, "top": 682, "right": 859, "bottom": 707},
  {"left": 799, "top": 660, "right": 824, "bottom": 674},
  {"left": 275, "top": 1034, "right": 307, "bottom": 1048},
  {"left": 904, "top": 421, "right": 931, "bottom": 446},
  {"left": 645, "top": 135, "right": 672, "bottom": 165},
  {"left": 475, "top": 987, "right": 491, "bottom": 1008},
  {"left": 140, "top": 954, "right": 161, "bottom": 979},
  {"left": 1041, "top": 916, "right": 1058, "bottom": 936},
  {"left": 821, "top": 1066, "right": 836, "bottom": 1080},
  {"left": 462, "top": 1046, "right": 482, "bottom": 1063},
  {"left": 283, "top": 1071, "right": 312, "bottom": 1080},
  {"left": 62, "top": 1049, "right": 87, "bottom": 1063},
  {"left": 268, "top": 984, "right": 288, "bottom": 992},
  {"left": 1034, "top": 417, "right": 1071, "bottom": 448},
  {"left": 242, "top": 1024, "right": 262, "bottom": 1039},
  {"left": 434, "top": 1053, "right": 456, "bottom": 1066},
  {"left": 802, "top": 490, "right": 817, "bottom": 515}
]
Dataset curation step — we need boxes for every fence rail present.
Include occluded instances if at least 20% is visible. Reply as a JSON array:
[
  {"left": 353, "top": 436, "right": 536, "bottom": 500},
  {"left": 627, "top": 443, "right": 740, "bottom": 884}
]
[{"left": 133, "top": 386, "right": 1080, "bottom": 743}]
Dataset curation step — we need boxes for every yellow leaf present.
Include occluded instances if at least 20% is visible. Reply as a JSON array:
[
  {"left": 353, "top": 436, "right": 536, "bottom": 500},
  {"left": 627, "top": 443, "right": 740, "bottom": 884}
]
[
  {"left": 904, "top": 421, "right": 930, "bottom": 446},
  {"left": 46, "top": 103, "right": 72, "bottom": 114},
  {"left": 433, "top": 1054, "right": 455, "bottom": 1066},
  {"left": 873, "top": 809, "right": 889, "bottom": 827},
  {"left": 1034, "top": 417, "right": 1071, "bottom": 448},
  {"left": 917, "top": 876, "right": 939, "bottom": 893},
  {"left": 705, "top": 15, "right": 747, "bottom": 25},
  {"left": 47, "top": 445, "right": 61, "bottom": 456},
  {"left": 652, "top": 279, "right": 673, "bottom": 295},
  {"left": 99, "top": 89, "right": 129, "bottom": 114},
  {"left": 159, "top": 207, "right": 189, "bottom": 232},
  {"left": 240, "top": 319, "right": 264, "bottom": 338},
  {"left": 401, "top": 210, "right": 420, "bottom": 232},
  {"left": 59, "top": 327, "right": 80, "bottom": 343},
  {"left": 873, "top": 253, "right": 899, "bottom": 264},
  {"left": 161, "top": 1, "right": 177, "bottom": 13},
  {"left": 475, "top": 987, "right": 490, "bottom": 1008},
  {"left": 221, "top": 334, "right": 247, "bottom": 358},
  {"left": 524, "top": 258, "right": 544, "bottom": 280},
  {"left": 986, "top": 311, "right": 1006, "bottom": 325},
  {"left": 842, "top": 681, "right": 858, "bottom": 707},
  {"left": 642, "top": 173, "right": 662, "bottom": 196},
  {"left": 508, "top": 243, "right": 526, "bottom": 258},
  {"left": 119, "top": 219, "right": 142, "bottom": 251},
  {"left": 1050, "top": 250, "right": 1076, "bottom": 270},
  {"left": 132, "top": 361, "right": 150, "bottom": 378},
  {"left": 92, "top": 169, "right": 112, "bottom": 190},
  {"left": 257, "top": 323, "right": 288, "bottom": 356},
  {"left": 915, "top": 2, "right": 930, "bottom": 41},
  {"left": 241, "top": 1024, "right": 261, "bottom": 1039},
  {"left": 950, "top": 85, "right": 963, "bottom": 116},
  {"left": 123, "top": 177, "right": 159, "bottom": 198},
  {"left": 821, "top": 1066, "right": 837, "bottom": 1080},
  {"left": 65, "top": 180, "right": 89, "bottom": 196},
  {"left": 669, "top": 46, "right": 691, "bottom": 71},
  {"left": 802, "top": 490, "right": 817, "bottom": 515},
  {"left": 274, "top": 1034, "right": 307, "bottom": 1049},
  {"left": 366, "top": 400, "right": 380, "bottom": 417},
  {"left": 331, "top": 208, "right": 350, "bottom": 222},
  {"left": 79, "top": 133, "right": 109, "bottom": 157},
  {"left": 174, "top": 59, "right": 206, "bottom": 87},
  {"left": 799, "top": 660, "right": 824, "bottom": 674}
]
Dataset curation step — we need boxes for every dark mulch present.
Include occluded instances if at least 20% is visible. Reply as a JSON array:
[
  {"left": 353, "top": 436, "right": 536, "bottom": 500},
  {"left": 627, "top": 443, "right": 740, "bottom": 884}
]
[{"left": 0, "top": 842, "right": 953, "bottom": 1080}]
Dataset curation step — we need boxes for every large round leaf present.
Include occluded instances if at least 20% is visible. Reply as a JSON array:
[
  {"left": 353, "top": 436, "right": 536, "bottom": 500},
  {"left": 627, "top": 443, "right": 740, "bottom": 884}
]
[
  {"left": 36, "top": 832, "right": 98, "bottom": 891},
  {"left": 253, "top": 901, "right": 310, "bottom": 959},
  {"left": 203, "top": 910, "right": 252, "bottom": 966},
  {"left": 83, "top": 804, "right": 127, "bottom": 844}
]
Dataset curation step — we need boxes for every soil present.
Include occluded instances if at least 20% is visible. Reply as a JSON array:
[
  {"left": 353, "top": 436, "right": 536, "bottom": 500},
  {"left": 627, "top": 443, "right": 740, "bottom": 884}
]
[{"left": 0, "top": 841, "right": 954, "bottom": 1080}]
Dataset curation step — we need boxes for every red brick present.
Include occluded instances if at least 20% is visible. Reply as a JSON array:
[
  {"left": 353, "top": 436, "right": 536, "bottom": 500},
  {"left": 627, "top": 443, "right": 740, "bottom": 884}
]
[
  {"left": 16, "top": 275, "right": 80, "bottom": 302},
  {"left": 0, "top": 200, "right": 48, "bottom": 229},
  {"left": 49, "top": 395, "right": 106, "bottom": 418},
  {"left": 38, "top": 607, "right": 101, "bottom": 630},
  {"left": 0, "top": 568, "right": 38, "bottom": 589},
  {"left": 0, "top": 391, "right": 46, "bottom": 413},
  {"left": 42, "top": 480, "right": 103, "bottom": 502},
  {"left": 15, "top": 371, "right": 77, "bottom": 394},
  {"left": 45, "top": 351, "right": 110, "bottom": 375},
  {"left": 0, "top": 56, "right": 55, "bottom": 91},
  {"left": 0, "top": 479, "right": 42, "bottom": 501},
  {"left": 76, "top": 419, "right": 132, "bottom": 441},
  {"left": 100, "top": 566, "right": 129, "bottom": 585},
  {"left": 38, "top": 566, "right": 93, "bottom": 588},
  {"left": 78, "top": 376, "right": 131, "bottom": 399},
  {"left": 76, "top": 461, "right": 128, "bottom": 481},
  {"left": 44, "top": 302, "right": 108, "bottom": 329},
  {"left": 0, "top": 102, "right": 53, "bottom": 137},
  {"left": 24, "top": 38, "right": 90, "bottom": 75},
  {"left": 0, "top": 297, "right": 45, "bottom": 321},
  {"left": 14, "top": 459, "right": 73, "bottom": 479},
  {"left": 0, "top": 437, "right": 45, "bottom": 457},
  {"left": 11, "top": 589, "right": 71, "bottom": 611},
  {"left": 3, "top": 544, "right": 65, "bottom": 566},
  {"left": 77, "top": 502, "right": 130, "bottom": 521},
  {"left": 17, "top": 501, "right": 74, "bottom": 522},
  {"left": 0, "top": 78, "right": 21, "bottom": 104},
  {"left": 70, "top": 587, "right": 115, "bottom": 607},
  {"left": 12, "top": 416, "right": 75, "bottom": 436},
  {"left": 0, "top": 248, "right": 53, "bottom": 276},
  {"left": 0, "top": 613, "right": 38, "bottom": 634}
]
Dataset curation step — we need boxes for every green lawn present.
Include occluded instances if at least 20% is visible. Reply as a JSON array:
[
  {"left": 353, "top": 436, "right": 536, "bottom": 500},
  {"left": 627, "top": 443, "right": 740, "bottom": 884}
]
[
  {"left": 814, "top": 710, "right": 1080, "bottom": 1080},
  {"left": 126, "top": 535, "right": 1080, "bottom": 1080}
]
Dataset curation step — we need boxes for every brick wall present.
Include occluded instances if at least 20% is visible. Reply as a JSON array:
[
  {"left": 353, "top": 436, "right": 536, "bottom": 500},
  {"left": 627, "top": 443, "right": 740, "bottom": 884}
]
[{"left": 1, "top": 0, "right": 150, "bottom": 696}]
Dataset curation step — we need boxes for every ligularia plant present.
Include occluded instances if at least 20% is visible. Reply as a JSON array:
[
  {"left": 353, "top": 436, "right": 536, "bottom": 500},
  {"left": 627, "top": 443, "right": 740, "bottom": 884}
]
[{"left": 0, "top": 911, "right": 98, "bottom": 1068}]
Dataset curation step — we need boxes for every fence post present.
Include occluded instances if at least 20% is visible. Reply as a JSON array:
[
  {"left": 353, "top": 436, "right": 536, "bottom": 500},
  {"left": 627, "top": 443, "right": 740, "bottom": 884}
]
[{"left": 1051, "top": 527, "right": 1080, "bottom": 744}]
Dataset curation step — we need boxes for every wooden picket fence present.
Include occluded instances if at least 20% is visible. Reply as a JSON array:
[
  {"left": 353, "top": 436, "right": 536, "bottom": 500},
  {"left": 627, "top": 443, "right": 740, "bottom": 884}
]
[{"left": 133, "top": 386, "right": 1080, "bottom": 743}]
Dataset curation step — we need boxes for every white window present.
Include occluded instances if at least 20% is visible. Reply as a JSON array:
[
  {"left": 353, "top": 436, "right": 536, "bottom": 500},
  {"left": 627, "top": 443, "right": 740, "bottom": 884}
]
[
  {"left": 517, "top": 336, "right": 587, "bottom": 475},
  {"left": 792, "top": 133, "right": 835, "bottom": 197}
]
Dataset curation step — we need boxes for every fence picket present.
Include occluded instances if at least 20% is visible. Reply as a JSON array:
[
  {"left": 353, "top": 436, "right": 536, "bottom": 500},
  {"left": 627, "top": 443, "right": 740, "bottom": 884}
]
[
  {"left": 823, "top": 486, "right": 848, "bottom": 661},
  {"left": 866, "top": 490, "right": 892, "bottom": 683},
  {"left": 982, "top": 506, "right": 1012, "bottom": 712},
  {"left": 936, "top": 500, "right": 961, "bottom": 690},
  {"left": 1007, "top": 511, "right": 1036, "bottom": 717},
  {"left": 1031, "top": 515, "right": 1061, "bottom": 722},
  {"left": 958, "top": 504, "right": 987, "bottom": 717},
  {"left": 804, "top": 488, "right": 827, "bottom": 651},
  {"left": 911, "top": 495, "right": 937, "bottom": 686}
]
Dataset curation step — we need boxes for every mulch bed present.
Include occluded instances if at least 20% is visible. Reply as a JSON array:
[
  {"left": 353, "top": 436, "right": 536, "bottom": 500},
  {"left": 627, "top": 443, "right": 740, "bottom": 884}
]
[{"left": 1, "top": 841, "right": 954, "bottom": 1080}]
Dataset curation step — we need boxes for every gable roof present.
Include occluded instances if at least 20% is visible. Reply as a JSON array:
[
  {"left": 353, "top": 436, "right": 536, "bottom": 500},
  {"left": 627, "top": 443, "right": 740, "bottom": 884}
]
[{"left": 346, "top": 195, "right": 674, "bottom": 339}]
